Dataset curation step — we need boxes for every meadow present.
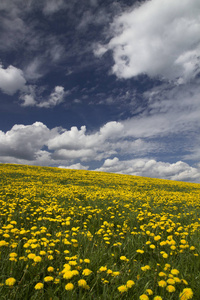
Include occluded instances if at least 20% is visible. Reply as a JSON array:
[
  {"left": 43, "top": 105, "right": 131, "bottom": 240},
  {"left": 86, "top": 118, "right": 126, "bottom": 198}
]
[{"left": 0, "top": 163, "right": 200, "bottom": 300}]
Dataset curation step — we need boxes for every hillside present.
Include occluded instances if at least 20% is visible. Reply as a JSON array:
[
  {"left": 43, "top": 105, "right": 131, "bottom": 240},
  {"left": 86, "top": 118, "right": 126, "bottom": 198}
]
[{"left": 0, "top": 164, "right": 200, "bottom": 299}]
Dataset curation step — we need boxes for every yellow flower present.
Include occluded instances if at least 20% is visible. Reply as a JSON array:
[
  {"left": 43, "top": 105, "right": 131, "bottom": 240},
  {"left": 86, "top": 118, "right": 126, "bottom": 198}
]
[
  {"left": 126, "top": 280, "right": 135, "bottom": 288},
  {"left": 179, "top": 288, "right": 193, "bottom": 300},
  {"left": 54, "top": 278, "right": 60, "bottom": 284},
  {"left": 9, "top": 252, "right": 17, "bottom": 258},
  {"left": 47, "top": 266, "right": 54, "bottom": 272},
  {"left": 154, "top": 235, "right": 161, "bottom": 241},
  {"left": 139, "top": 295, "right": 149, "bottom": 300},
  {"left": 78, "top": 279, "right": 87, "bottom": 288},
  {"left": 99, "top": 266, "right": 107, "bottom": 272},
  {"left": 63, "top": 271, "right": 73, "bottom": 279},
  {"left": 0, "top": 240, "right": 9, "bottom": 247},
  {"left": 82, "top": 268, "right": 92, "bottom": 276},
  {"left": 166, "top": 285, "right": 176, "bottom": 293},
  {"left": 158, "top": 280, "right": 167, "bottom": 287},
  {"left": 120, "top": 256, "right": 128, "bottom": 261},
  {"left": 112, "top": 271, "right": 120, "bottom": 277},
  {"left": 146, "top": 289, "right": 153, "bottom": 295},
  {"left": 141, "top": 265, "right": 151, "bottom": 271},
  {"left": 34, "top": 256, "right": 42, "bottom": 262},
  {"left": 5, "top": 277, "right": 16, "bottom": 286},
  {"left": 28, "top": 253, "right": 36, "bottom": 260},
  {"left": 171, "top": 269, "right": 179, "bottom": 275},
  {"left": 118, "top": 285, "right": 128, "bottom": 293},
  {"left": 162, "top": 253, "right": 168, "bottom": 258},
  {"left": 150, "top": 244, "right": 156, "bottom": 249},
  {"left": 153, "top": 297, "right": 162, "bottom": 300},
  {"left": 167, "top": 278, "right": 175, "bottom": 285},
  {"left": 136, "top": 249, "right": 144, "bottom": 254},
  {"left": 158, "top": 272, "right": 166, "bottom": 277},
  {"left": 84, "top": 259, "right": 90, "bottom": 263},
  {"left": 34, "top": 282, "right": 44, "bottom": 290},
  {"left": 65, "top": 283, "right": 74, "bottom": 291},
  {"left": 44, "top": 276, "right": 54, "bottom": 282},
  {"left": 72, "top": 270, "right": 79, "bottom": 276}
]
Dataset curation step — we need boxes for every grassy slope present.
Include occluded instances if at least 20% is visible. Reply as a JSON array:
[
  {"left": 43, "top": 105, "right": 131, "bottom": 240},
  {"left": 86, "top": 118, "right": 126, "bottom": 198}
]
[{"left": 0, "top": 163, "right": 200, "bottom": 300}]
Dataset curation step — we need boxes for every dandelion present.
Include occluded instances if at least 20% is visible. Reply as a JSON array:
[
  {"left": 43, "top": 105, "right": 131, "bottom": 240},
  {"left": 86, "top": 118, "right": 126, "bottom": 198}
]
[
  {"left": 179, "top": 288, "right": 193, "bottom": 300},
  {"left": 99, "top": 266, "right": 107, "bottom": 272},
  {"left": 158, "top": 280, "right": 167, "bottom": 287},
  {"left": 65, "top": 283, "right": 74, "bottom": 291},
  {"left": 47, "top": 266, "right": 54, "bottom": 272},
  {"left": 150, "top": 244, "right": 156, "bottom": 249},
  {"left": 34, "top": 256, "right": 42, "bottom": 262},
  {"left": 167, "top": 278, "right": 175, "bottom": 285},
  {"left": 153, "top": 296, "right": 162, "bottom": 300},
  {"left": 120, "top": 255, "right": 128, "bottom": 261},
  {"left": 118, "top": 285, "right": 128, "bottom": 293},
  {"left": 139, "top": 295, "right": 149, "bottom": 300},
  {"left": 82, "top": 268, "right": 92, "bottom": 276},
  {"left": 34, "top": 283, "right": 44, "bottom": 290},
  {"left": 126, "top": 280, "right": 135, "bottom": 288},
  {"left": 171, "top": 269, "right": 179, "bottom": 275},
  {"left": 63, "top": 271, "right": 73, "bottom": 279},
  {"left": 28, "top": 253, "right": 36, "bottom": 260},
  {"left": 78, "top": 279, "right": 89, "bottom": 289},
  {"left": 141, "top": 265, "right": 151, "bottom": 271},
  {"left": 166, "top": 285, "right": 176, "bottom": 293},
  {"left": 136, "top": 249, "right": 144, "bottom": 254},
  {"left": 162, "top": 253, "right": 168, "bottom": 258},
  {"left": 146, "top": 289, "right": 153, "bottom": 295},
  {"left": 54, "top": 278, "right": 60, "bottom": 284},
  {"left": 44, "top": 276, "right": 54, "bottom": 282},
  {"left": 5, "top": 277, "right": 16, "bottom": 286},
  {"left": 9, "top": 252, "right": 17, "bottom": 258}
]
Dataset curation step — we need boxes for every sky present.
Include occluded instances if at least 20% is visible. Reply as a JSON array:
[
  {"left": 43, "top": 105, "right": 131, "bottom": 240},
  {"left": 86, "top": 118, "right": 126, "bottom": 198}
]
[{"left": 0, "top": 0, "right": 200, "bottom": 183}]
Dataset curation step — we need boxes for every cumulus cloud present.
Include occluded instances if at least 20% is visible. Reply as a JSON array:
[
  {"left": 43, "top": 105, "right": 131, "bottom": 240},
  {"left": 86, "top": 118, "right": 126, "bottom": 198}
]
[
  {"left": 96, "top": 158, "right": 200, "bottom": 183},
  {"left": 0, "top": 122, "right": 51, "bottom": 160},
  {"left": 0, "top": 64, "right": 26, "bottom": 95},
  {"left": 47, "top": 121, "right": 124, "bottom": 151},
  {"left": 0, "top": 120, "right": 199, "bottom": 182},
  {"left": 95, "top": 0, "right": 200, "bottom": 82}
]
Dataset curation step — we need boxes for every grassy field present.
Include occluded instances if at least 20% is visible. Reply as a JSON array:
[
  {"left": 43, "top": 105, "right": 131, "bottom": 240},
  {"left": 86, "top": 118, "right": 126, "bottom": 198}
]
[{"left": 0, "top": 163, "right": 200, "bottom": 300}]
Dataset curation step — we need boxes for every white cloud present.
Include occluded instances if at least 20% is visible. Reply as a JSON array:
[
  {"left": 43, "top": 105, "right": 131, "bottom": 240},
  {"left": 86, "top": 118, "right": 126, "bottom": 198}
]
[
  {"left": 0, "top": 64, "right": 26, "bottom": 95},
  {"left": 58, "top": 163, "right": 89, "bottom": 170},
  {"left": 20, "top": 94, "right": 36, "bottom": 107},
  {"left": 123, "top": 81, "right": 200, "bottom": 138},
  {"left": 0, "top": 122, "right": 51, "bottom": 160},
  {"left": 20, "top": 86, "right": 67, "bottom": 108},
  {"left": 38, "top": 86, "right": 66, "bottom": 108},
  {"left": 103, "top": 157, "right": 119, "bottom": 167},
  {"left": 47, "top": 121, "right": 124, "bottom": 151},
  {"left": 0, "top": 120, "right": 199, "bottom": 182},
  {"left": 96, "top": 158, "right": 200, "bottom": 183},
  {"left": 96, "top": 0, "right": 200, "bottom": 82}
]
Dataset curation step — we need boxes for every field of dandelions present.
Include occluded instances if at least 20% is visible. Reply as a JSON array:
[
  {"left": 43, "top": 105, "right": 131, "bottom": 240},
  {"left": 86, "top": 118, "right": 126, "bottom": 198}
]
[{"left": 0, "top": 164, "right": 200, "bottom": 300}]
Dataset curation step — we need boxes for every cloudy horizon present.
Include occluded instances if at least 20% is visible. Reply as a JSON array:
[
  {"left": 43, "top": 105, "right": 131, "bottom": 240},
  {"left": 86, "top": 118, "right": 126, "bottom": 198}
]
[{"left": 0, "top": 0, "right": 200, "bottom": 183}]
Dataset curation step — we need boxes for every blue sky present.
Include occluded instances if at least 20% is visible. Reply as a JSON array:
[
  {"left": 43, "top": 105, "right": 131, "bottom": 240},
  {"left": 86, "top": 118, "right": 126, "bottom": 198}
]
[{"left": 0, "top": 0, "right": 200, "bottom": 182}]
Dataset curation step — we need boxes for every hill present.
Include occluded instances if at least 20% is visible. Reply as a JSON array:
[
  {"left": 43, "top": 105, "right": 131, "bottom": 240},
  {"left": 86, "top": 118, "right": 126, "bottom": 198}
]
[{"left": 0, "top": 164, "right": 200, "bottom": 299}]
